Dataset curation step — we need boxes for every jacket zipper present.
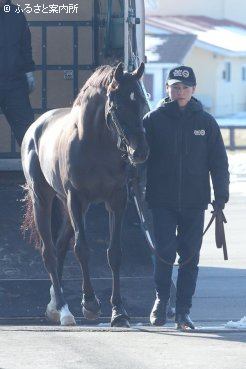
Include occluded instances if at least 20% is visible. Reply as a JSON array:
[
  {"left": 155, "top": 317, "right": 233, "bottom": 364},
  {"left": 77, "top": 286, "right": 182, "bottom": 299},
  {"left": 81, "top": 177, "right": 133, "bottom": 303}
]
[{"left": 177, "top": 121, "right": 183, "bottom": 210}]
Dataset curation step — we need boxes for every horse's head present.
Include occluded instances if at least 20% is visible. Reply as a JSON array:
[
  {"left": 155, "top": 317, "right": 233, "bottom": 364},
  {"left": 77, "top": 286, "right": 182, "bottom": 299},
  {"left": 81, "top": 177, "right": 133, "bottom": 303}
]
[{"left": 105, "top": 62, "right": 149, "bottom": 165}]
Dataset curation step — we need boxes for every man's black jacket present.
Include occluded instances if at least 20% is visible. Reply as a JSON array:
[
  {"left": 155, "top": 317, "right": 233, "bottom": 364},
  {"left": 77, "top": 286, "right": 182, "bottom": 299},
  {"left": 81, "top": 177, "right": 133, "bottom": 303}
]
[
  {"left": 143, "top": 97, "right": 230, "bottom": 209},
  {"left": 0, "top": 0, "right": 35, "bottom": 89}
]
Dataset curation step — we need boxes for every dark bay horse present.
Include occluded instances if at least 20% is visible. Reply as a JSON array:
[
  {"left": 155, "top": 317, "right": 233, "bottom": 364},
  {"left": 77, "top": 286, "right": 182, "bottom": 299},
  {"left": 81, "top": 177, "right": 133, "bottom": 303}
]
[{"left": 21, "top": 62, "right": 149, "bottom": 326}]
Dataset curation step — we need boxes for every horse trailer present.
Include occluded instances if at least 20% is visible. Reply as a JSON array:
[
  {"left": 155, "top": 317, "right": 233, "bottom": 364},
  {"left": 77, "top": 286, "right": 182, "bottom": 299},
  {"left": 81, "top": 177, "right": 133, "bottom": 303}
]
[{"left": 0, "top": 0, "right": 146, "bottom": 166}]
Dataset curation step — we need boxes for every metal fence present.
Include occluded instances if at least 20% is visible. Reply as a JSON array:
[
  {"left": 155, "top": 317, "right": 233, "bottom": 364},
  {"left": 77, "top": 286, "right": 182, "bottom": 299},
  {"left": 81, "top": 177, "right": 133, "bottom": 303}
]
[{"left": 220, "top": 126, "right": 246, "bottom": 150}]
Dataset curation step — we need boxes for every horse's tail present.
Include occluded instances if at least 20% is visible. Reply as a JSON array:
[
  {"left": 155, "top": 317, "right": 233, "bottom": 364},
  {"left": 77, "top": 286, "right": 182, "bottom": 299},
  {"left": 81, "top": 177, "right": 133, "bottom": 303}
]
[
  {"left": 21, "top": 185, "right": 68, "bottom": 251},
  {"left": 20, "top": 184, "right": 42, "bottom": 251}
]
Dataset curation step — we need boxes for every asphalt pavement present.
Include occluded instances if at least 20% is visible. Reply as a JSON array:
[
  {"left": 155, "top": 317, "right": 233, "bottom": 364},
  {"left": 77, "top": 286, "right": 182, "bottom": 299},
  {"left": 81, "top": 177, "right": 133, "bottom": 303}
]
[{"left": 0, "top": 325, "right": 246, "bottom": 369}]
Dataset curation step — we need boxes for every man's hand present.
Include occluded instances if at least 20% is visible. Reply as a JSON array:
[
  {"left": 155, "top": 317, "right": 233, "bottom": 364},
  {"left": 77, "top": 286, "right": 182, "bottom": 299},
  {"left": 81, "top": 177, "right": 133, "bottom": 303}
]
[
  {"left": 211, "top": 201, "right": 228, "bottom": 259},
  {"left": 212, "top": 200, "right": 225, "bottom": 211},
  {"left": 25, "top": 72, "right": 35, "bottom": 94}
]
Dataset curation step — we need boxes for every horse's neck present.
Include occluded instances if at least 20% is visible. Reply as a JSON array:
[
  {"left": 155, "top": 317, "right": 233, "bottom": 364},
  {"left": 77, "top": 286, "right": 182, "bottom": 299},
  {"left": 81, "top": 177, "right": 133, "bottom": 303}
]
[{"left": 76, "top": 89, "right": 109, "bottom": 141}]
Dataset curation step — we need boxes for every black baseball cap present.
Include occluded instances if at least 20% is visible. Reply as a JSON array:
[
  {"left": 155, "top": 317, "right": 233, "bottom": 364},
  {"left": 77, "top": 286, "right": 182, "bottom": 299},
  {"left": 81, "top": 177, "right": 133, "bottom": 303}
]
[{"left": 167, "top": 66, "right": 196, "bottom": 87}]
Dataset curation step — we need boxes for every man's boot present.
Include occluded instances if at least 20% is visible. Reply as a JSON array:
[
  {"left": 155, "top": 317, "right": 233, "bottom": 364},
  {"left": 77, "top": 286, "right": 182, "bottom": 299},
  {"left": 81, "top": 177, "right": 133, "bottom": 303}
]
[{"left": 175, "top": 313, "right": 195, "bottom": 330}]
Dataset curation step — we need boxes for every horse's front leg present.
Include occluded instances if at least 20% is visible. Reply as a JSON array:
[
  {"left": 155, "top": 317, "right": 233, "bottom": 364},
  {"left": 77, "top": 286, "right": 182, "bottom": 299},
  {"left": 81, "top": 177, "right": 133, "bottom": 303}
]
[
  {"left": 107, "top": 187, "right": 130, "bottom": 327},
  {"left": 67, "top": 189, "right": 101, "bottom": 320}
]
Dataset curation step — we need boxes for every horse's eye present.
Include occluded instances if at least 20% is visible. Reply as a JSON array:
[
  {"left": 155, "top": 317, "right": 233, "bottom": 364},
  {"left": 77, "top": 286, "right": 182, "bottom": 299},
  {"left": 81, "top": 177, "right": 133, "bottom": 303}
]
[{"left": 130, "top": 92, "right": 135, "bottom": 101}]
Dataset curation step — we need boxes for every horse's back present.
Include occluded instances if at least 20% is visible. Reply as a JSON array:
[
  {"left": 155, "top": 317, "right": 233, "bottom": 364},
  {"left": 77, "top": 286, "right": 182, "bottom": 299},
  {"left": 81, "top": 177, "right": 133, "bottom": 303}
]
[{"left": 23, "top": 108, "right": 72, "bottom": 144}]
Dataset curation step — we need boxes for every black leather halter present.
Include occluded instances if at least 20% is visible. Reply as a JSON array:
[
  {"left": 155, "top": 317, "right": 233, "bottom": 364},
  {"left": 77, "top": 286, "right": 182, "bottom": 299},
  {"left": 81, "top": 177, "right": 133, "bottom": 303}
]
[{"left": 105, "top": 91, "right": 145, "bottom": 165}]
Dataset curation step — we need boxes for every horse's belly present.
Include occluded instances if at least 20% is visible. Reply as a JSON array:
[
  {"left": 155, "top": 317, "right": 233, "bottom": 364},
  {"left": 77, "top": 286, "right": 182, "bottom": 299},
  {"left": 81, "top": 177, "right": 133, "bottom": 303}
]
[{"left": 74, "top": 169, "right": 127, "bottom": 202}]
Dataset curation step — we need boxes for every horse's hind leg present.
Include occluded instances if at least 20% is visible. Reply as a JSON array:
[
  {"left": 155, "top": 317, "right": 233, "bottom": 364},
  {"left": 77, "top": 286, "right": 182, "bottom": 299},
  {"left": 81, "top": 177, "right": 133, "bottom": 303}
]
[
  {"left": 47, "top": 210, "right": 74, "bottom": 324},
  {"left": 67, "top": 190, "right": 101, "bottom": 320},
  {"left": 30, "top": 179, "right": 75, "bottom": 326},
  {"left": 106, "top": 189, "right": 130, "bottom": 328}
]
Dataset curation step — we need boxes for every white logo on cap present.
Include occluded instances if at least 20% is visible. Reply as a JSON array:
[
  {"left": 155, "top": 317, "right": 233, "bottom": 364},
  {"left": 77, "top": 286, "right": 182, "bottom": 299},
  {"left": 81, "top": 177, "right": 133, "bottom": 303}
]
[
  {"left": 173, "top": 69, "right": 190, "bottom": 79},
  {"left": 182, "top": 70, "right": 189, "bottom": 78}
]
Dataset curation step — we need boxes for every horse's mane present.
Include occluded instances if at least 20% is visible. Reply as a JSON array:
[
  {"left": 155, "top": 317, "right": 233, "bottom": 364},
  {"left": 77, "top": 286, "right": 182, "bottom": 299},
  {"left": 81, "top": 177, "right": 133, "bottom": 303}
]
[{"left": 73, "top": 65, "right": 115, "bottom": 107}]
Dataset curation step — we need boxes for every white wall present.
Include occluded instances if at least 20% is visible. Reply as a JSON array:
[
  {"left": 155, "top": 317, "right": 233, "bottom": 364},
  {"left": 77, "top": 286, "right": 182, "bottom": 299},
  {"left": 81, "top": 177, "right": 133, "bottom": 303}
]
[
  {"left": 145, "top": 63, "right": 174, "bottom": 108},
  {"left": 145, "top": 48, "right": 246, "bottom": 116},
  {"left": 185, "top": 49, "right": 246, "bottom": 116}
]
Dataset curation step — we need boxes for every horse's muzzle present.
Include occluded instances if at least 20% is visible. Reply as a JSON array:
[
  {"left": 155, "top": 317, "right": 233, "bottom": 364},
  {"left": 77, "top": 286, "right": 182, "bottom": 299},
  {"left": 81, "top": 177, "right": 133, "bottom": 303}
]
[{"left": 131, "top": 143, "right": 149, "bottom": 164}]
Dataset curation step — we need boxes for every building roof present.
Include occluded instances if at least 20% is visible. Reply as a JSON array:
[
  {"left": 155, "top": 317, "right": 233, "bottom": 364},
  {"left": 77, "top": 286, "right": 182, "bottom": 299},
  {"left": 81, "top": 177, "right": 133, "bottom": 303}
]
[
  {"left": 145, "top": 15, "right": 246, "bottom": 56},
  {"left": 145, "top": 34, "right": 196, "bottom": 63}
]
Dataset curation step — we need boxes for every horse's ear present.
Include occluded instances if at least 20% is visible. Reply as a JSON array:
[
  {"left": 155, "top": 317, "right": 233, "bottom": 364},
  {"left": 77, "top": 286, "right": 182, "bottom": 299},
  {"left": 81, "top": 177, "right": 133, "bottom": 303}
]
[
  {"left": 114, "top": 62, "right": 124, "bottom": 83},
  {"left": 132, "top": 62, "right": 145, "bottom": 80}
]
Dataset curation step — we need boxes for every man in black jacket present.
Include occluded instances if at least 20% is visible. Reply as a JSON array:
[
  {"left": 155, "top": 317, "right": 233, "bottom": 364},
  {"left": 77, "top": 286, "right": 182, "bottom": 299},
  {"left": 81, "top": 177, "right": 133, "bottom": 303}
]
[
  {"left": 143, "top": 65, "right": 229, "bottom": 329},
  {"left": 0, "top": 0, "right": 35, "bottom": 146}
]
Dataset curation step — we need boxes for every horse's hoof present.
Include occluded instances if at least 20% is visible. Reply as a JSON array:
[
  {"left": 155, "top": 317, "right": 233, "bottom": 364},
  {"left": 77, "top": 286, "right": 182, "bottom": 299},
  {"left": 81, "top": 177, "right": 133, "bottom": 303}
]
[
  {"left": 111, "top": 305, "right": 130, "bottom": 328},
  {"left": 59, "top": 304, "right": 76, "bottom": 326},
  {"left": 46, "top": 303, "right": 60, "bottom": 323},
  {"left": 60, "top": 315, "right": 76, "bottom": 326},
  {"left": 81, "top": 296, "right": 101, "bottom": 320},
  {"left": 111, "top": 317, "right": 130, "bottom": 328}
]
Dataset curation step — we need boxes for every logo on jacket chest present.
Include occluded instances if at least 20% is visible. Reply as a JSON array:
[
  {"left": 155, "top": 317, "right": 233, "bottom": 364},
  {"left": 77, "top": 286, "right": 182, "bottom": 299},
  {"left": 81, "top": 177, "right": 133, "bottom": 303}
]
[{"left": 194, "top": 129, "right": 205, "bottom": 136}]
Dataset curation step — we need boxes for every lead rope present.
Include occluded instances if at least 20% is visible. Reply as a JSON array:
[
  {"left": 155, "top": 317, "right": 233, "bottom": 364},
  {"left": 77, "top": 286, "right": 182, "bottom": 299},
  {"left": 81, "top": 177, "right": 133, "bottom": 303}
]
[
  {"left": 132, "top": 175, "right": 228, "bottom": 263},
  {"left": 203, "top": 206, "right": 228, "bottom": 260}
]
